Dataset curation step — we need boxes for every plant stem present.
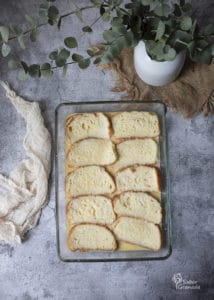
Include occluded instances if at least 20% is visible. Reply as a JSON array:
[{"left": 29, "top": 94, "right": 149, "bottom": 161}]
[
  {"left": 60, "top": 5, "right": 96, "bottom": 19},
  {"left": 1, "top": 4, "right": 97, "bottom": 46}
]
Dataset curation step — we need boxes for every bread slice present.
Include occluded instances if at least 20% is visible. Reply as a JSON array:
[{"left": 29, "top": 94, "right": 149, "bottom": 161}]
[
  {"left": 67, "top": 195, "right": 116, "bottom": 224},
  {"left": 116, "top": 165, "right": 160, "bottom": 192},
  {"left": 66, "top": 113, "right": 110, "bottom": 144},
  {"left": 68, "top": 224, "right": 117, "bottom": 251},
  {"left": 112, "top": 217, "right": 161, "bottom": 250},
  {"left": 113, "top": 192, "right": 162, "bottom": 224},
  {"left": 110, "top": 138, "right": 158, "bottom": 172},
  {"left": 112, "top": 111, "right": 160, "bottom": 139},
  {"left": 67, "top": 138, "right": 117, "bottom": 167},
  {"left": 66, "top": 166, "right": 115, "bottom": 197}
]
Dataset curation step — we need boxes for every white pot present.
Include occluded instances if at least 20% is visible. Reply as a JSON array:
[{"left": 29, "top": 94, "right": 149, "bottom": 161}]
[{"left": 134, "top": 41, "right": 186, "bottom": 86}]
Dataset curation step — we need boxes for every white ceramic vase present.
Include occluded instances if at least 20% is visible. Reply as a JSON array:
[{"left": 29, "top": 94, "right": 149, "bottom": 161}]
[{"left": 134, "top": 40, "right": 186, "bottom": 86}]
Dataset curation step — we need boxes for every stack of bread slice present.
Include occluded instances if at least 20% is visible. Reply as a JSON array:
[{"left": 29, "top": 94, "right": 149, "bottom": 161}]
[{"left": 66, "top": 111, "right": 162, "bottom": 252}]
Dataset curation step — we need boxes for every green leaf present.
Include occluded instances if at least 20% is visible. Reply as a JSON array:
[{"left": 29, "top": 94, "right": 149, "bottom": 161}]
[
  {"left": 180, "top": 16, "right": 192, "bottom": 31},
  {"left": 82, "top": 26, "right": 93, "bottom": 33},
  {"left": 8, "top": 59, "right": 19, "bottom": 70},
  {"left": 111, "top": 17, "right": 123, "bottom": 27},
  {"left": 87, "top": 49, "right": 95, "bottom": 57},
  {"left": 154, "top": 4, "right": 170, "bottom": 17},
  {"left": 18, "top": 34, "right": 25, "bottom": 49},
  {"left": 41, "top": 63, "right": 51, "bottom": 70},
  {"left": 103, "top": 30, "right": 118, "bottom": 43},
  {"left": 30, "top": 28, "right": 38, "bottom": 42},
  {"left": 141, "top": 0, "right": 153, "bottom": 5},
  {"left": 39, "top": 3, "right": 49, "bottom": 10},
  {"left": 2, "top": 43, "right": 11, "bottom": 57},
  {"left": 49, "top": 50, "right": 58, "bottom": 60},
  {"left": 18, "top": 69, "right": 28, "bottom": 80},
  {"left": 62, "top": 64, "right": 68, "bottom": 76},
  {"left": 58, "top": 48, "right": 70, "bottom": 60},
  {"left": 41, "top": 63, "right": 53, "bottom": 77},
  {"left": 182, "top": 3, "right": 192, "bottom": 14},
  {"left": 72, "top": 53, "right": 84, "bottom": 62},
  {"left": 102, "top": 11, "right": 111, "bottom": 22},
  {"left": 28, "top": 64, "right": 40, "bottom": 77},
  {"left": 100, "top": 4, "right": 105, "bottom": 16},
  {"left": 75, "top": 9, "right": 83, "bottom": 22},
  {"left": 48, "top": 5, "right": 59, "bottom": 24},
  {"left": 0, "top": 26, "right": 9, "bottom": 43},
  {"left": 93, "top": 57, "right": 101, "bottom": 64},
  {"left": 78, "top": 58, "right": 90, "bottom": 69},
  {"left": 155, "top": 20, "right": 165, "bottom": 41},
  {"left": 64, "top": 37, "right": 78, "bottom": 48},
  {"left": 20, "top": 61, "right": 28, "bottom": 73},
  {"left": 164, "top": 48, "right": 177, "bottom": 61},
  {"left": 10, "top": 25, "right": 22, "bottom": 36},
  {"left": 55, "top": 58, "right": 66, "bottom": 67},
  {"left": 25, "top": 15, "right": 38, "bottom": 27},
  {"left": 203, "top": 24, "right": 214, "bottom": 36},
  {"left": 174, "top": 4, "right": 182, "bottom": 16}
]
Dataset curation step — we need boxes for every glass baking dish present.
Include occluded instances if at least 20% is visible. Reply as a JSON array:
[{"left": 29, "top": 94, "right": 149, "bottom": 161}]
[{"left": 55, "top": 100, "right": 171, "bottom": 262}]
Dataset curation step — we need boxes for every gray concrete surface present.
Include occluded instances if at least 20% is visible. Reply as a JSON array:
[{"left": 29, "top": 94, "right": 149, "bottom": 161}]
[{"left": 0, "top": 1, "right": 213, "bottom": 299}]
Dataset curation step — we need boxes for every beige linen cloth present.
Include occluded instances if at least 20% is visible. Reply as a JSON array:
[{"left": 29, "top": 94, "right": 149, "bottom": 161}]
[{"left": 0, "top": 82, "right": 51, "bottom": 244}]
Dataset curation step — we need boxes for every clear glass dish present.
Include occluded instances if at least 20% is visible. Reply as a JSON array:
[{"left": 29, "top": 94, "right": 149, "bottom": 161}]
[{"left": 55, "top": 100, "right": 171, "bottom": 262}]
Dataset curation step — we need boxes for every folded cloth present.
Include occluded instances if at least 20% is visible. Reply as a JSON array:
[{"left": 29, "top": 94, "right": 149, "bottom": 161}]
[{"left": 0, "top": 82, "right": 51, "bottom": 244}]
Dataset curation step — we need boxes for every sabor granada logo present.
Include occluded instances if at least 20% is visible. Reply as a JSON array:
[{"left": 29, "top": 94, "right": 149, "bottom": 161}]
[{"left": 172, "top": 273, "right": 200, "bottom": 290}]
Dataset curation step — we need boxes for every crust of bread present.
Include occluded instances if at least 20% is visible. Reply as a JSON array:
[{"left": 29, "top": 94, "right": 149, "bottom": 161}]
[{"left": 67, "top": 223, "right": 117, "bottom": 251}]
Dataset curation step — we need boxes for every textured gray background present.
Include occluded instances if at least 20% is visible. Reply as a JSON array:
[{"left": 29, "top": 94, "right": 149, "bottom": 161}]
[{"left": 0, "top": 1, "right": 213, "bottom": 299}]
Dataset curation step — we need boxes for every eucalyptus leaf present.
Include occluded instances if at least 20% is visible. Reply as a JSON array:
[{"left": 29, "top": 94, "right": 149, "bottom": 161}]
[
  {"left": 82, "top": 26, "right": 93, "bottom": 33},
  {"left": 55, "top": 58, "right": 66, "bottom": 67},
  {"left": 164, "top": 48, "right": 177, "bottom": 61},
  {"left": 8, "top": 59, "right": 19, "bottom": 70},
  {"left": 78, "top": 58, "right": 90, "bottom": 69},
  {"left": 10, "top": 25, "right": 22, "bottom": 36},
  {"left": 155, "top": 20, "right": 165, "bottom": 41},
  {"left": 72, "top": 53, "right": 84, "bottom": 62},
  {"left": 141, "top": 0, "right": 153, "bottom": 5},
  {"left": 18, "top": 69, "right": 28, "bottom": 80},
  {"left": 41, "top": 63, "right": 51, "bottom": 70},
  {"left": 102, "top": 12, "right": 111, "bottom": 22},
  {"left": 154, "top": 4, "right": 170, "bottom": 17},
  {"left": 28, "top": 64, "right": 40, "bottom": 77},
  {"left": 2, "top": 43, "right": 11, "bottom": 57},
  {"left": 25, "top": 15, "right": 38, "bottom": 27},
  {"left": 203, "top": 24, "right": 214, "bottom": 36},
  {"left": 41, "top": 68, "right": 53, "bottom": 77},
  {"left": 93, "top": 57, "right": 101, "bottom": 64},
  {"left": 62, "top": 64, "right": 68, "bottom": 76},
  {"left": 0, "top": 26, "right": 9, "bottom": 43},
  {"left": 180, "top": 16, "right": 192, "bottom": 31},
  {"left": 49, "top": 50, "right": 58, "bottom": 60},
  {"left": 64, "top": 37, "right": 78, "bottom": 48},
  {"left": 18, "top": 34, "right": 25, "bottom": 49},
  {"left": 20, "top": 61, "right": 28, "bottom": 73},
  {"left": 182, "top": 3, "right": 192, "bottom": 14},
  {"left": 58, "top": 48, "right": 70, "bottom": 60},
  {"left": 30, "top": 28, "right": 38, "bottom": 42},
  {"left": 48, "top": 5, "right": 59, "bottom": 24}
]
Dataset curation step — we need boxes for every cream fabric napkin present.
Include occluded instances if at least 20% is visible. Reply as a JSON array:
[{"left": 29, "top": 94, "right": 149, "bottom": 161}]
[{"left": 0, "top": 82, "right": 51, "bottom": 244}]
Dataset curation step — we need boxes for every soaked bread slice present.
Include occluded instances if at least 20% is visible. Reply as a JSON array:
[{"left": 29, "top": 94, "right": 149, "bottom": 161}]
[
  {"left": 67, "top": 195, "right": 116, "bottom": 225},
  {"left": 112, "top": 217, "right": 161, "bottom": 250},
  {"left": 110, "top": 138, "right": 158, "bottom": 172},
  {"left": 66, "top": 113, "right": 110, "bottom": 144},
  {"left": 112, "top": 111, "right": 160, "bottom": 139},
  {"left": 66, "top": 166, "right": 115, "bottom": 197},
  {"left": 68, "top": 138, "right": 117, "bottom": 167},
  {"left": 116, "top": 165, "right": 160, "bottom": 193},
  {"left": 113, "top": 192, "right": 162, "bottom": 224},
  {"left": 68, "top": 224, "right": 117, "bottom": 251}
]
